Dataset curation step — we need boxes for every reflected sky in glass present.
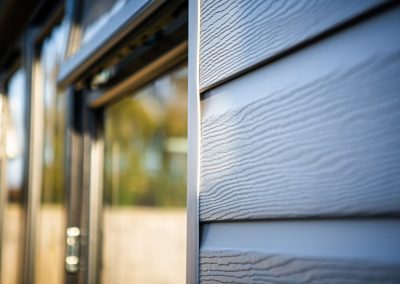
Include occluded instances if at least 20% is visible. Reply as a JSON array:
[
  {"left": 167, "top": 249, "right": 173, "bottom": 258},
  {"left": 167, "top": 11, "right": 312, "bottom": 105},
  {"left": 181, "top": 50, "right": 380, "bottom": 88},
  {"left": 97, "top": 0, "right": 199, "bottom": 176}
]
[{"left": 7, "top": 69, "right": 26, "bottom": 190}]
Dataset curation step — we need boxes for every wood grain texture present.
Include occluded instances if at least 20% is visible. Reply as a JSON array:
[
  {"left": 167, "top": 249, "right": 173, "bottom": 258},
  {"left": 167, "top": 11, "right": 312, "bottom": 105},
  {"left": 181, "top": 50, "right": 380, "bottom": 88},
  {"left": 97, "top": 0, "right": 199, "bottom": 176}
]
[
  {"left": 200, "top": 221, "right": 400, "bottom": 283},
  {"left": 200, "top": 250, "right": 400, "bottom": 284},
  {"left": 199, "top": 0, "right": 386, "bottom": 91},
  {"left": 199, "top": 8, "right": 400, "bottom": 221}
]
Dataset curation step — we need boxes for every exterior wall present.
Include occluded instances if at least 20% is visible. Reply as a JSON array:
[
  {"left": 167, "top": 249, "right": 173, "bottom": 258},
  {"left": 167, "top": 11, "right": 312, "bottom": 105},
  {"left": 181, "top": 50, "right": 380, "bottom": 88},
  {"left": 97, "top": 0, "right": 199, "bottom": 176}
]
[
  {"left": 199, "top": 0, "right": 400, "bottom": 282},
  {"left": 199, "top": 0, "right": 386, "bottom": 92}
]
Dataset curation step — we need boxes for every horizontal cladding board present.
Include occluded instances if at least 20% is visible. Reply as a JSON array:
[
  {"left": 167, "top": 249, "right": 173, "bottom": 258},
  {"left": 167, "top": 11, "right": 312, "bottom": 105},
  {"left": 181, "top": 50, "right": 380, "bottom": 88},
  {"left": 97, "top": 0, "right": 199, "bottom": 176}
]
[
  {"left": 200, "top": 7, "right": 400, "bottom": 221},
  {"left": 199, "top": 0, "right": 388, "bottom": 91},
  {"left": 201, "top": 252, "right": 400, "bottom": 283},
  {"left": 200, "top": 220, "right": 400, "bottom": 283}
]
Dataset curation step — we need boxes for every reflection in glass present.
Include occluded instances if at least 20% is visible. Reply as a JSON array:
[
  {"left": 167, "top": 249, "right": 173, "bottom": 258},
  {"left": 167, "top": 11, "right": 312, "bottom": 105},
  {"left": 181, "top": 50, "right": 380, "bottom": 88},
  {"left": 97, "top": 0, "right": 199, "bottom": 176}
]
[
  {"left": 102, "top": 65, "right": 187, "bottom": 284},
  {"left": 82, "top": 0, "right": 130, "bottom": 44},
  {"left": 1, "top": 69, "right": 26, "bottom": 284},
  {"left": 34, "top": 18, "right": 68, "bottom": 284}
]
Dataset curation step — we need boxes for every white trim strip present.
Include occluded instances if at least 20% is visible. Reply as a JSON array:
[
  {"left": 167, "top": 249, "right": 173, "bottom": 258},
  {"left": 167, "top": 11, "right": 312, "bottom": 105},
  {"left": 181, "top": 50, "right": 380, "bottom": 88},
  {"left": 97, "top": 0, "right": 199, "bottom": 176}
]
[{"left": 187, "top": 0, "right": 200, "bottom": 283}]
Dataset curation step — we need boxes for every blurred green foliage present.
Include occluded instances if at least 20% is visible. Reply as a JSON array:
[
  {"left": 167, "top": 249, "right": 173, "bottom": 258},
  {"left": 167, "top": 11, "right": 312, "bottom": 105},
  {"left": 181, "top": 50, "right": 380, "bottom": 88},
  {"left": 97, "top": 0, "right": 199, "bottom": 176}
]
[{"left": 104, "top": 65, "right": 188, "bottom": 207}]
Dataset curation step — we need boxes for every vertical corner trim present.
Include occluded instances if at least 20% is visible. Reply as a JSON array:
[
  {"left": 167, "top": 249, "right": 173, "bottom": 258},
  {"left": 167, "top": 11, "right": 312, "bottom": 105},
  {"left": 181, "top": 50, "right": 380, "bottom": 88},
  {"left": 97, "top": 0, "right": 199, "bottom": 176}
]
[{"left": 187, "top": 0, "right": 200, "bottom": 283}]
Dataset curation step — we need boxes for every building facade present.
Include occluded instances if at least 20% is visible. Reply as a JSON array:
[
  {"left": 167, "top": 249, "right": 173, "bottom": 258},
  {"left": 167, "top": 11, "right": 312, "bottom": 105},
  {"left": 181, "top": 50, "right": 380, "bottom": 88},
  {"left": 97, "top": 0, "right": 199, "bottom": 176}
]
[{"left": 0, "top": 0, "right": 399, "bottom": 283}]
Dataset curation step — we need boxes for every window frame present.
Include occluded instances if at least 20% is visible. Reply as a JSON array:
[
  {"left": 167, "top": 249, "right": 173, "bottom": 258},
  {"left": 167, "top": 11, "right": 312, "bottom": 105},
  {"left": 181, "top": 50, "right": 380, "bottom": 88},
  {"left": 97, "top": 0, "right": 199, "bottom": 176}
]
[
  {"left": 56, "top": 0, "right": 200, "bottom": 283},
  {"left": 80, "top": 14, "right": 188, "bottom": 284},
  {"left": 58, "top": 0, "right": 165, "bottom": 88},
  {"left": 20, "top": 1, "right": 82, "bottom": 283}
]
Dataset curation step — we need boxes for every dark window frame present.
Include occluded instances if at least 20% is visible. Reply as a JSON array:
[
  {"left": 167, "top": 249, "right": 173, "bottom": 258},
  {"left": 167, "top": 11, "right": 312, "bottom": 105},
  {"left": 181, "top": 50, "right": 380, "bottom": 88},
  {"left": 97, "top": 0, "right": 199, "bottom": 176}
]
[{"left": 56, "top": 0, "right": 199, "bottom": 283}]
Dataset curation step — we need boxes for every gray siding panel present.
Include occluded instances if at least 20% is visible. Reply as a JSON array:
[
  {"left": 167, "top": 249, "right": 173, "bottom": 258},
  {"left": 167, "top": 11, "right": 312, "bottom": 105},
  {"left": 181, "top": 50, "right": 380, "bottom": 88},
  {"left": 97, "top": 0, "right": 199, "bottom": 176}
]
[
  {"left": 200, "top": 8, "right": 400, "bottom": 221},
  {"left": 200, "top": 251, "right": 400, "bottom": 284},
  {"left": 199, "top": 0, "right": 387, "bottom": 91},
  {"left": 199, "top": 221, "right": 400, "bottom": 283}
]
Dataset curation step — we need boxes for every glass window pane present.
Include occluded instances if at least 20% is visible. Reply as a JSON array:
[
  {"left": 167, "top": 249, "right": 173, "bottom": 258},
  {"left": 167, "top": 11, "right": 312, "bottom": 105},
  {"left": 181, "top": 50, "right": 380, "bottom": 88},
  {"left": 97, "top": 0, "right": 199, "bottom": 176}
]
[
  {"left": 1, "top": 68, "right": 26, "bottom": 284},
  {"left": 102, "top": 64, "right": 187, "bottom": 284},
  {"left": 35, "top": 18, "right": 68, "bottom": 284},
  {"left": 82, "top": 0, "right": 130, "bottom": 44}
]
